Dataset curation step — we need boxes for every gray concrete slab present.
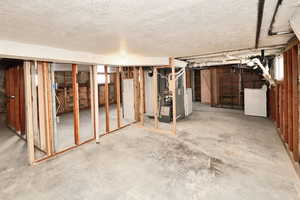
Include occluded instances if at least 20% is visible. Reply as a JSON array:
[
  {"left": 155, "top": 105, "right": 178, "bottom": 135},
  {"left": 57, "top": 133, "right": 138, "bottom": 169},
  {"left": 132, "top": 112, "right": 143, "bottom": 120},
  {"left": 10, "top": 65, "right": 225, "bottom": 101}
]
[{"left": 0, "top": 103, "right": 300, "bottom": 200}]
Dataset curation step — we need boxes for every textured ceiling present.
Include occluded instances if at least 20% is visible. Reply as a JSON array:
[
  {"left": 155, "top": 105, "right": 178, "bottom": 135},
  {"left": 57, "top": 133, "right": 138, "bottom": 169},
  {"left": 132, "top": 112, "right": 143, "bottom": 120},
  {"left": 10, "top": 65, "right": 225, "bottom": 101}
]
[{"left": 0, "top": 0, "right": 298, "bottom": 58}]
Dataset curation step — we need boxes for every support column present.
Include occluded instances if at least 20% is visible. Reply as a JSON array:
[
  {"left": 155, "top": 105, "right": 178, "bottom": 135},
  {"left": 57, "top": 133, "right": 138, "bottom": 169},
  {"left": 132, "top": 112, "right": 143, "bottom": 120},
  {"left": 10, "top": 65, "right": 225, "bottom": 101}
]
[
  {"left": 90, "top": 65, "right": 99, "bottom": 143},
  {"left": 72, "top": 64, "right": 80, "bottom": 145},
  {"left": 170, "top": 57, "right": 177, "bottom": 134},
  {"left": 139, "top": 67, "right": 145, "bottom": 125},
  {"left": 292, "top": 46, "right": 299, "bottom": 161},
  {"left": 104, "top": 65, "right": 110, "bottom": 133},
  {"left": 116, "top": 67, "right": 121, "bottom": 128},
  {"left": 24, "top": 61, "right": 35, "bottom": 165},
  {"left": 153, "top": 67, "right": 158, "bottom": 128}
]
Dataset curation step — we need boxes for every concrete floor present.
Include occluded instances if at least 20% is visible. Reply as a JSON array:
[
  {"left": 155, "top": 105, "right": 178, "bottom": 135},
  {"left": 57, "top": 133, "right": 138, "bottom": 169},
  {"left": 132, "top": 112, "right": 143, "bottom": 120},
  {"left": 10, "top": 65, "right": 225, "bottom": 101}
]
[
  {"left": 0, "top": 114, "right": 28, "bottom": 173},
  {"left": 55, "top": 104, "right": 133, "bottom": 151},
  {"left": 1, "top": 103, "right": 300, "bottom": 199}
]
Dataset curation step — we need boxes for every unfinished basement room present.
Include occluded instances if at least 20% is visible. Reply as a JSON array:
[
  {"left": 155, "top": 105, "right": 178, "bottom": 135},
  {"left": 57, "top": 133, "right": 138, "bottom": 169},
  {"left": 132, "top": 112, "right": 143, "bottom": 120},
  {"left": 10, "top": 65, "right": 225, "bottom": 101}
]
[{"left": 1, "top": 0, "right": 300, "bottom": 199}]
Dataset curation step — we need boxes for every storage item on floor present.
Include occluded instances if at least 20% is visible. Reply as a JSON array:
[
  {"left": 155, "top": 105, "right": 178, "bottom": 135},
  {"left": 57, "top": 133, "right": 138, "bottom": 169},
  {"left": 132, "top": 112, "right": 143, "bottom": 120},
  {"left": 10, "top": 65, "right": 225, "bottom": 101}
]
[{"left": 244, "top": 86, "right": 267, "bottom": 117}]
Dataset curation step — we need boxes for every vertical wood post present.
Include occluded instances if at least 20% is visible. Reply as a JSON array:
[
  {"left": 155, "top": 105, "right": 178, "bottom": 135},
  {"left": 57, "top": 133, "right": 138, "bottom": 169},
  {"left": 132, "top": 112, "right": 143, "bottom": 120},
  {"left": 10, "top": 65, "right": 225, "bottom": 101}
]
[
  {"left": 14, "top": 67, "right": 21, "bottom": 133},
  {"left": 287, "top": 51, "right": 293, "bottom": 150},
  {"left": 37, "top": 63, "right": 46, "bottom": 150},
  {"left": 284, "top": 52, "right": 288, "bottom": 141},
  {"left": 24, "top": 61, "right": 35, "bottom": 165},
  {"left": 31, "top": 62, "right": 40, "bottom": 147},
  {"left": 116, "top": 67, "right": 121, "bottom": 128},
  {"left": 92, "top": 65, "right": 99, "bottom": 142},
  {"left": 90, "top": 66, "right": 95, "bottom": 140},
  {"left": 72, "top": 64, "right": 80, "bottom": 145},
  {"left": 153, "top": 67, "right": 158, "bottom": 128},
  {"left": 139, "top": 67, "right": 145, "bottom": 125},
  {"left": 292, "top": 46, "right": 299, "bottom": 161},
  {"left": 133, "top": 67, "right": 140, "bottom": 121},
  {"left": 170, "top": 57, "right": 177, "bottom": 134},
  {"left": 43, "top": 62, "right": 54, "bottom": 155},
  {"left": 104, "top": 65, "right": 110, "bottom": 133}
]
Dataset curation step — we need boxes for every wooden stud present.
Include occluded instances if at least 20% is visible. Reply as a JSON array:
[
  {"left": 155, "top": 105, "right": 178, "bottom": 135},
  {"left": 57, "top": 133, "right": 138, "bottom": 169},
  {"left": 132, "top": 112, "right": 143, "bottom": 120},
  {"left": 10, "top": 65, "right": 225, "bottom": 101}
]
[
  {"left": 19, "top": 67, "right": 26, "bottom": 134},
  {"left": 24, "top": 61, "right": 35, "bottom": 165},
  {"left": 14, "top": 66, "right": 21, "bottom": 133},
  {"left": 116, "top": 67, "right": 121, "bottom": 128},
  {"left": 72, "top": 64, "right": 80, "bottom": 145},
  {"left": 133, "top": 67, "right": 140, "bottom": 121},
  {"left": 37, "top": 63, "right": 46, "bottom": 151},
  {"left": 93, "top": 66, "right": 99, "bottom": 141},
  {"left": 104, "top": 65, "right": 110, "bottom": 133},
  {"left": 31, "top": 62, "right": 40, "bottom": 147},
  {"left": 5, "top": 69, "right": 10, "bottom": 129},
  {"left": 292, "top": 46, "right": 299, "bottom": 161},
  {"left": 139, "top": 67, "right": 145, "bottom": 125},
  {"left": 9, "top": 67, "right": 15, "bottom": 129},
  {"left": 183, "top": 67, "right": 187, "bottom": 115},
  {"left": 44, "top": 62, "right": 54, "bottom": 155},
  {"left": 274, "top": 85, "right": 278, "bottom": 126},
  {"left": 170, "top": 57, "right": 177, "bottom": 134},
  {"left": 287, "top": 50, "right": 293, "bottom": 150},
  {"left": 90, "top": 66, "right": 95, "bottom": 140},
  {"left": 153, "top": 67, "right": 158, "bottom": 128},
  {"left": 284, "top": 52, "right": 288, "bottom": 142},
  {"left": 92, "top": 65, "right": 99, "bottom": 142},
  {"left": 280, "top": 83, "right": 284, "bottom": 137}
]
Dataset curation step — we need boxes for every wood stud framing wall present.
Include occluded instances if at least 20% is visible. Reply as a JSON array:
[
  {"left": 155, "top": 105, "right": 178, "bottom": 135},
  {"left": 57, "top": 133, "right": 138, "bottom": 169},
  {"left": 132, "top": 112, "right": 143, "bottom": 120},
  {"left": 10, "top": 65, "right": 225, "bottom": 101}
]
[
  {"left": 23, "top": 63, "right": 100, "bottom": 164},
  {"left": 19, "top": 60, "right": 176, "bottom": 164},
  {"left": 24, "top": 61, "right": 35, "bottom": 164},
  {"left": 140, "top": 58, "right": 177, "bottom": 135},
  {"left": 269, "top": 40, "right": 299, "bottom": 162}
]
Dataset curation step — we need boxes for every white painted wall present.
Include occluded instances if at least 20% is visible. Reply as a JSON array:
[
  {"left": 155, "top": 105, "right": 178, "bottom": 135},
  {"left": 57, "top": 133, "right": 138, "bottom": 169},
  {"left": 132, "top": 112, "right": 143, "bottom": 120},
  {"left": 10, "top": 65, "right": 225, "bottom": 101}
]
[{"left": 244, "top": 88, "right": 267, "bottom": 117}]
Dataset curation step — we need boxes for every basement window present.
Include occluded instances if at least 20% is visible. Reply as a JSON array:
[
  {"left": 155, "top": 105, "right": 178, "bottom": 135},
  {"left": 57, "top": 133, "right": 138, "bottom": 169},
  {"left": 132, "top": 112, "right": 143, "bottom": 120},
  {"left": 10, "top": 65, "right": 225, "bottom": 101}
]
[{"left": 274, "top": 55, "right": 284, "bottom": 81}]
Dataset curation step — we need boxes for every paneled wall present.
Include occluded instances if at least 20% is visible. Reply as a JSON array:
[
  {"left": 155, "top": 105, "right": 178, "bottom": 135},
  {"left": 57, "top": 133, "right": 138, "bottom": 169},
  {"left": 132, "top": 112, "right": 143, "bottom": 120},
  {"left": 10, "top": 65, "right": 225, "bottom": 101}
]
[
  {"left": 5, "top": 65, "right": 25, "bottom": 135},
  {"left": 195, "top": 66, "right": 264, "bottom": 109}
]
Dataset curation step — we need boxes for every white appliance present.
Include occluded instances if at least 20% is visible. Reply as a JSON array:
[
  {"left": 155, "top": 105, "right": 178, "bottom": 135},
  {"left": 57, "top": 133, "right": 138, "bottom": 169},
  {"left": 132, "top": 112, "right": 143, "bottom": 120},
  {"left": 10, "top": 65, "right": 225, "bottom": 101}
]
[{"left": 244, "top": 86, "right": 267, "bottom": 117}]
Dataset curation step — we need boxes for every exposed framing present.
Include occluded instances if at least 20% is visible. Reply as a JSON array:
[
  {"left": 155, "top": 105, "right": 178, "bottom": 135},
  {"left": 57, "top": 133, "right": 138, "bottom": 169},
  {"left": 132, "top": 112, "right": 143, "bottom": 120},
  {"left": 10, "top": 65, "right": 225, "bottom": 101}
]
[
  {"left": 140, "top": 57, "right": 177, "bottom": 135},
  {"left": 170, "top": 57, "right": 177, "bottom": 134},
  {"left": 24, "top": 63, "right": 98, "bottom": 164},
  {"left": 116, "top": 67, "right": 121, "bottom": 128},
  {"left": 72, "top": 64, "right": 80, "bottom": 145},
  {"left": 139, "top": 67, "right": 145, "bottom": 125},
  {"left": 104, "top": 65, "right": 110, "bottom": 133},
  {"left": 24, "top": 61, "right": 35, "bottom": 165},
  {"left": 98, "top": 65, "right": 139, "bottom": 138},
  {"left": 24, "top": 60, "right": 178, "bottom": 165},
  {"left": 270, "top": 41, "right": 299, "bottom": 163}
]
